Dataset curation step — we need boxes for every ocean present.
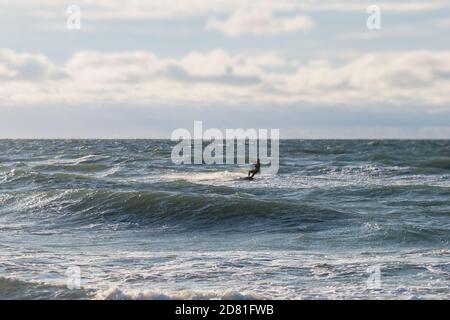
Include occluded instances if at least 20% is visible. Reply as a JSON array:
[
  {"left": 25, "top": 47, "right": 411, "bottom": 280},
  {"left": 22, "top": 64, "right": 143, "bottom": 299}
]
[{"left": 0, "top": 139, "right": 449, "bottom": 299}]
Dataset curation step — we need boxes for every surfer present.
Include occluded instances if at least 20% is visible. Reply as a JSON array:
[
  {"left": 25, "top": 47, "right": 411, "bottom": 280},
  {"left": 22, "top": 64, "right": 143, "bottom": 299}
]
[{"left": 248, "top": 159, "right": 261, "bottom": 179}]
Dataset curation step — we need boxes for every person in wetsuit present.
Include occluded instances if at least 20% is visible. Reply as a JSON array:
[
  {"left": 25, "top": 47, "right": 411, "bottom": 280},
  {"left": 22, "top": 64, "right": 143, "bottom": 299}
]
[{"left": 248, "top": 158, "right": 261, "bottom": 178}]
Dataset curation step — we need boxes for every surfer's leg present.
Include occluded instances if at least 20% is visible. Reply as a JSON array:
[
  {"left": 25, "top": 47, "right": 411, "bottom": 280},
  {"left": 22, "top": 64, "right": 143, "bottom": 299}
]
[{"left": 250, "top": 169, "right": 259, "bottom": 178}]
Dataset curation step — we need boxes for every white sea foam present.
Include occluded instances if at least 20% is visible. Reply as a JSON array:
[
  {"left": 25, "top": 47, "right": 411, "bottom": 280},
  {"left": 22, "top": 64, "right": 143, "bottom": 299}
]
[
  {"left": 163, "top": 170, "right": 245, "bottom": 183},
  {"left": 159, "top": 166, "right": 450, "bottom": 190},
  {"left": 95, "top": 287, "right": 262, "bottom": 300},
  {"left": 1, "top": 248, "right": 448, "bottom": 300}
]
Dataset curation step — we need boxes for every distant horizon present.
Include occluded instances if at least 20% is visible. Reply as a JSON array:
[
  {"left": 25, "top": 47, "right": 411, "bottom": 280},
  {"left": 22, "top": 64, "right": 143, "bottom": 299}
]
[{"left": 1, "top": 137, "right": 449, "bottom": 140}]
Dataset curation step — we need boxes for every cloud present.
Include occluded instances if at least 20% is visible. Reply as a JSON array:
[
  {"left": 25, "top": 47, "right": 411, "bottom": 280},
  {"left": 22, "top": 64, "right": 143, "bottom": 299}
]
[
  {"left": 0, "top": 49, "right": 66, "bottom": 81},
  {"left": 269, "top": 51, "right": 450, "bottom": 106},
  {"left": 1, "top": 49, "right": 450, "bottom": 109},
  {"left": 206, "top": 9, "right": 314, "bottom": 36}
]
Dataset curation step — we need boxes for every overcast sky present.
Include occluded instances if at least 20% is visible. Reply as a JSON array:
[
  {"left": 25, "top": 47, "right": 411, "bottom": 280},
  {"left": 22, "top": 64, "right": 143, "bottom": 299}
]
[{"left": 1, "top": 0, "right": 449, "bottom": 138}]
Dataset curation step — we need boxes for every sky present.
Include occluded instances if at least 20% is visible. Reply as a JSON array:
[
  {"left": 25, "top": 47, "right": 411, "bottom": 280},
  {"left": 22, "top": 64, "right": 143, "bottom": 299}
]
[{"left": 0, "top": 0, "right": 450, "bottom": 138}]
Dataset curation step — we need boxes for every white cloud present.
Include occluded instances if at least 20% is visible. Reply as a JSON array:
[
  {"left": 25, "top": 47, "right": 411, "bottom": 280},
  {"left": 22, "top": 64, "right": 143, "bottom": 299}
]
[
  {"left": 268, "top": 51, "right": 450, "bottom": 106},
  {"left": 206, "top": 9, "right": 314, "bottom": 36},
  {"left": 1, "top": 49, "right": 450, "bottom": 109},
  {"left": 178, "top": 50, "right": 237, "bottom": 76},
  {"left": 0, "top": 49, "right": 66, "bottom": 81}
]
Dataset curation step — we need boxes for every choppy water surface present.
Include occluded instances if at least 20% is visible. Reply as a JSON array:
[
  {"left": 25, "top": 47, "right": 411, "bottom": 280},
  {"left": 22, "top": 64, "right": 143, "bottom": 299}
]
[{"left": 0, "top": 140, "right": 449, "bottom": 299}]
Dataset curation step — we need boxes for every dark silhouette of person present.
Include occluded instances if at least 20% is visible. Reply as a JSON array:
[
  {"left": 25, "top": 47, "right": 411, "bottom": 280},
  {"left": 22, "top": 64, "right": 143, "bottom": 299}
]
[{"left": 248, "top": 159, "right": 261, "bottom": 178}]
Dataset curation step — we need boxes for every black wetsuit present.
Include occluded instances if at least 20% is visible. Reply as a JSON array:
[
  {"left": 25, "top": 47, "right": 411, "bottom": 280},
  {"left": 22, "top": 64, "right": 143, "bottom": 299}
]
[{"left": 249, "top": 162, "right": 261, "bottom": 178}]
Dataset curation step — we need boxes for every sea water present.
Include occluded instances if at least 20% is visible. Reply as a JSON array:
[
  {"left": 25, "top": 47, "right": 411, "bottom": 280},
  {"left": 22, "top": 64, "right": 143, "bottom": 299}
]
[{"left": 0, "top": 140, "right": 449, "bottom": 299}]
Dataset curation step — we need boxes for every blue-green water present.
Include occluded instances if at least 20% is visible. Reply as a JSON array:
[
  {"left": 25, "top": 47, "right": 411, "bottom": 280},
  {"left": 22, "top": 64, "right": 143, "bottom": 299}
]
[{"left": 0, "top": 140, "right": 449, "bottom": 299}]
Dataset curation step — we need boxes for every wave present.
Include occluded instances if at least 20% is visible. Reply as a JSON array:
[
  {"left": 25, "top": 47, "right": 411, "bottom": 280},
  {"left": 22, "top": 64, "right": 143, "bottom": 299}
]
[
  {"left": 32, "top": 163, "right": 108, "bottom": 172},
  {"left": 361, "top": 223, "right": 450, "bottom": 244},
  {"left": 420, "top": 158, "right": 450, "bottom": 171},
  {"left": 72, "top": 154, "right": 109, "bottom": 164},
  {"left": 0, "top": 277, "right": 263, "bottom": 300},
  {"left": 0, "top": 276, "right": 90, "bottom": 300},
  {"left": 95, "top": 287, "right": 263, "bottom": 300},
  {"left": 2, "top": 188, "right": 348, "bottom": 232},
  {"left": 0, "top": 169, "right": 102, "bottom": 190}
]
